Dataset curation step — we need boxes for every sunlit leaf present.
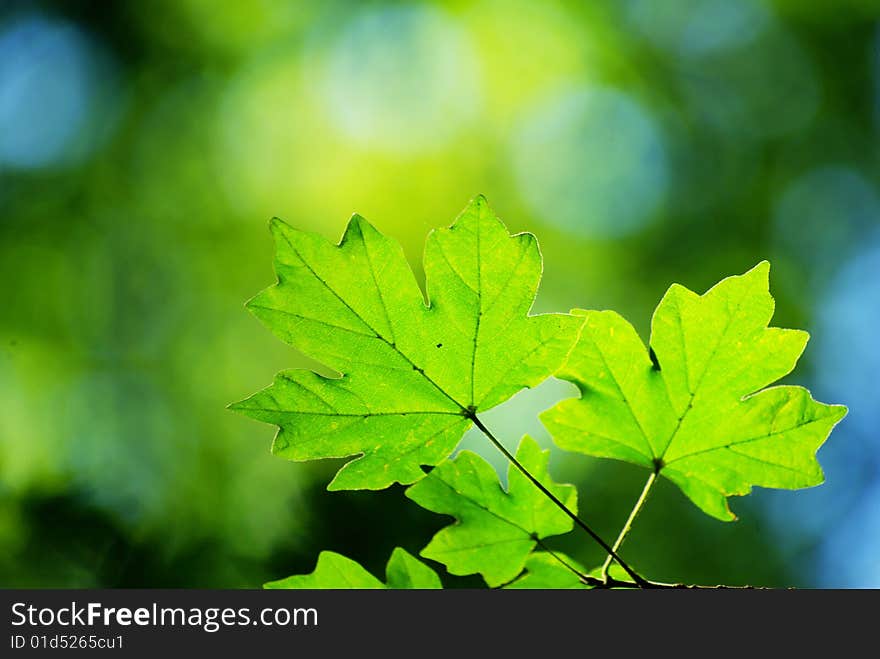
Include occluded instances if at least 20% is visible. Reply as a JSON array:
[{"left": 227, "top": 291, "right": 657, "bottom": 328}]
[
  {"left": 406, "top": 436, "right": 575, "bottom": 587},
  {"left": 232, "top": 196, "right": 579, "bottom": 490},
  {"left": 264, "top": 547, "right": 441, "bottom": 589},
  {"left": 542, "top": 262, "right": 847, "bottom": 520}
]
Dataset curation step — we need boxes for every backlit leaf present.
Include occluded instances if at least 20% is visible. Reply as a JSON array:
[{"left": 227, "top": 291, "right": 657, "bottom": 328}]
[
  {"left": 406, "top": 436, "right": 576, "bottom": 587},
  {"left": 542, "top": 262, "right": 847, "bottom": 520},
  {"left": 232, "top": 196, "right": 579, "bottom": 490},
  {"left": 264, "top": 547, "right": 441, "bottom": 589}
]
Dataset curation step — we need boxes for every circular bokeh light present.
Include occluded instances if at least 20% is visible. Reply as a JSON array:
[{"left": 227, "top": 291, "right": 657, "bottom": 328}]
[{"left": 511, "top": 86, "right": 668, "bottom": 239}]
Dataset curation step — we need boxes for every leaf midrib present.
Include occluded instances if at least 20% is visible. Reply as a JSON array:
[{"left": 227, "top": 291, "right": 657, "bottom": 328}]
[
  {"left": 582, "top": 314, "right": 655, "bottom": 460},
  {"left": 656, "top": 290, "right": 749, "bottom": 465},
  {"left": 281, "top": 231, "right": 468, "bottom": 413},
  {"left": 664, "top": 415, "right": 832, "bottom": 467},
  {"left": 470, "top": 220, "right": 482, "bottom": 407},
  {"left": 427, "top": 471, "right": 540, "bottom": 541}
]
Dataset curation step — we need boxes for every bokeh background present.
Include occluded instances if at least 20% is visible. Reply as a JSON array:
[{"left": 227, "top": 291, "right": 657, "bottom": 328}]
[{"left": 1, "top": 0, "right": 878, "bottom": 588}]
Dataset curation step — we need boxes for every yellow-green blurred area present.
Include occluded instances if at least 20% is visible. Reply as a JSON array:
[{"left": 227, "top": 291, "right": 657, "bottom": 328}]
[{"left": 1, "top": 0, "right": 878, "bottom": 587}]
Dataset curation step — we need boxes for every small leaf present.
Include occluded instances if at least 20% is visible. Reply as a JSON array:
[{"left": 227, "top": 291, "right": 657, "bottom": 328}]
[
  {"left": 504, "top": 552, "right": 591, "bottom": 589},
  {"left": 504, "top": 555, "right": 635, "bottom": 589},
  {"left": 542, "top": 262, "right": 847, "bottom": 520},
  {"left": 405, "top": 436, "right": 576, "bottom": 587},
  {"left": 264, "top": 551, "right": 385, "bottom": 589},
  {"left": 264, "top": 548, "right": 441, "bottom": 589},
  {"left": 232, "top": 196, "right": 579, "bottom": 490},
  {"left": 385, "top": 547, "right": 442, "bottom": 589},
  {"left": 586, "top": 564, "right": 635, "bottom": 585}
]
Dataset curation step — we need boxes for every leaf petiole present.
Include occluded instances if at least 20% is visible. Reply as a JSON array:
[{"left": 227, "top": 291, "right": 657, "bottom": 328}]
[
  {"left": 531, "top": 537, "right": 596, "bottom": 586},
  {"left": 600, "top": 469, "right": 658, "bottom": 583},
  {"left": 467, "top": 412, "right": 650, "bottom": 588}
]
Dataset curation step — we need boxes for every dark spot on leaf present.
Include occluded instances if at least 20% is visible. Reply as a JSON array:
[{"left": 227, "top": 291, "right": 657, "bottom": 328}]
[
  {"left": 436, "top": 343, "right": 442, "bottom": 348},
  {"left": 649, "top": 346, "right": 661, "bottom": 371}
]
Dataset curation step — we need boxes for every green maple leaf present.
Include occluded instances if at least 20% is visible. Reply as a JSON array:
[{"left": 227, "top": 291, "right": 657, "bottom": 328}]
[
  {"left": 264, "top": 547, "right": 442, "bottom": 589},
  {"left": 231, "top": 196, "right": 578, "bottom": 490},
  {"left": 541, "top": 262, "right": 847, "bottom": 521},
  {"left": 504, "top": 554, "right": 635, "bottom": 589},
  {"left": 504, "top": 552, "right": 590, "bottom": 589},
  {"left": 405, "top": 436, "right": 576, "bottom": 587}
]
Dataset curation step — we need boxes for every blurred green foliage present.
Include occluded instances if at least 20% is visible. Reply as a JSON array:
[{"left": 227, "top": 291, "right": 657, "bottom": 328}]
[{"left": 1, "top": 0, "right": 878, "bottom": 587}]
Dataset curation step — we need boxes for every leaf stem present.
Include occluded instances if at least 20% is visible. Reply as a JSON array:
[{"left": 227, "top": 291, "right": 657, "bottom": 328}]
[
  {"left": 600, "top": 469, "right": 658, "bottom": 583},
  {"left": 532, "top": 537, "right": 597, "bottom": 586},
  {"left": 467, "top": 412, "right": 649, "bottom": 588},
  {"left": 597, "top": 578, "right": 763, "bottom": 589}
]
